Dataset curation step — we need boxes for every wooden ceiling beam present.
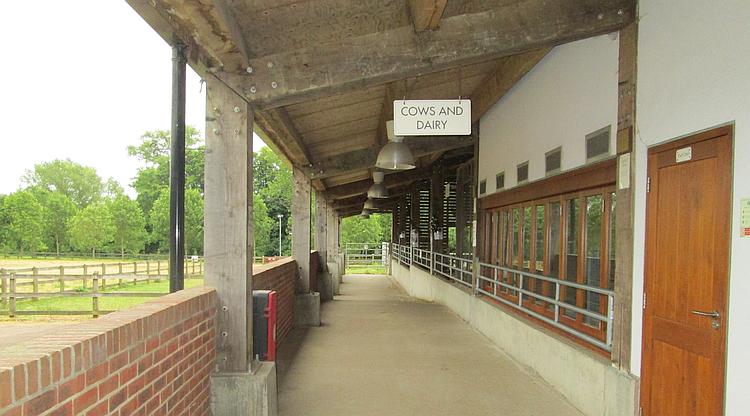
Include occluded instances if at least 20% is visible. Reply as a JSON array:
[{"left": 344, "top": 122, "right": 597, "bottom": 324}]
[
  {"left": 408, "top": 0, "right": 448, "bottom": 32},
  {"left": 377, "top": 80, "right": 407, "bottom": 146},
  {"left": 470, "top": 48, "right": 551, "bottom": 123},
  {"left": 219, "top": 0, "right": 634, "bottom": 109},
  {"left": 303, "top": 135, "right": 475, "bottom": 180},
  {"left": 254, "top": 108, "right": 312, "bottom": 167},
  {"left": 324, "top": 167, "right": 432, "bottom": 201},
  {"left": 212, "top": 0, "right": 252, "bottom": 66}
]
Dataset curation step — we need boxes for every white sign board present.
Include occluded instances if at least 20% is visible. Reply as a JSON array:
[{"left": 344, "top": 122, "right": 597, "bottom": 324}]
[{"left": 394, "top": 100, "right": 471, "bottom": 136}]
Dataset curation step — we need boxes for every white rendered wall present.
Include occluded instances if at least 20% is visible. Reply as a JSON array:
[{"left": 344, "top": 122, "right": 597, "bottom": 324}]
[
  {"left": 478, "top": 35, "right": 619, "bottom": 194},
  {"left": 633, "top": 1, "right": 750, "bottom": 413}
]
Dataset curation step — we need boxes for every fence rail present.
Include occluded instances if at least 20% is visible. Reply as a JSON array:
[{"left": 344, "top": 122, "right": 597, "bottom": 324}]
[
  {"left": 389, "top": 243, "right": 614, "bottom": 351},
  {"left": 0, "top": 258, "right": 205, "bottom": 318},
  {"left": 343, "top": 243, "right": 389, "bottom": 267}
]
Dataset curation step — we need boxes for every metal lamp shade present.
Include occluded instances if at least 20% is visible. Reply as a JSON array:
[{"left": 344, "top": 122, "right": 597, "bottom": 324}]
[
  {"left": 360, "top": 209, "right": 372, "bottom": 217},
  {"left": 367, "top": 182, "right": 389, "bottom": 198},
  {"left": 376, "top": 120, "right": 415, "bottom": 170},
  {"left": 364, "top": 198, "right": 376, "bottom": 210},
  {"left": 375, "top": 141, "right": 415, "bottom": 170}
]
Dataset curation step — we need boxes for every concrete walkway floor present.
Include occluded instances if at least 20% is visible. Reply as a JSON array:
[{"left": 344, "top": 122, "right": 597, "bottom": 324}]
[{"left": 276, "top": 274, "right": 583, "bottom": 416}]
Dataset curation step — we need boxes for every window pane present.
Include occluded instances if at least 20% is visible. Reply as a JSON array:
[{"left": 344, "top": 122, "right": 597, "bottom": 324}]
[
  {"left": 549, "top": 202, "right": 561, "bottom": 279},
  {"left": 512, "top": 208, "right": 520, "bottom": 267},
  {"left": 500, "top": 211, "right": 509, "bottom": 266},
  {"left": 510, "top": 208, "right": 520, "bottom": 294},
  {"left": 585, "top": 195, "right": 603, "bottom": 326},
  {"left": 523, "top": 207, "right": 532, "bottom": 271},
  {"left": 535, "top": 205, "right": 545, "bottom": 272},
  {"left": 564, "top": 198, "right": 579, "bottom": 312},
  {"left": 609, "top": 193, "right": 617, "bottom": 290}
]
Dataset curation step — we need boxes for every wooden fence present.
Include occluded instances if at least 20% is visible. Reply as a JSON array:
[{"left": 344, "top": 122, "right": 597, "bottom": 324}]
[{"left": 0, "top": 259, "right": 204, "bottom": 318}]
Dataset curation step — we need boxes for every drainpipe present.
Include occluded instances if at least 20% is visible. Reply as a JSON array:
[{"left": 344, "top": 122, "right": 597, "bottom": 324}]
[{"left": 169, "top": 42, "right": 187, "bottom": 293}]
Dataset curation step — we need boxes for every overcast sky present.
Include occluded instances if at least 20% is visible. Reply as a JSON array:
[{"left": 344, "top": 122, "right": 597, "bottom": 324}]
[{"left": 0, "top": 1, "right": 264, "bottom": 197}]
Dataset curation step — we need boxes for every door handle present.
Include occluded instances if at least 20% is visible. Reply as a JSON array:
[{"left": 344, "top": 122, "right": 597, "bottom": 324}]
[{"left": 690, "top": 310, "right": 720, "bottom": 318}]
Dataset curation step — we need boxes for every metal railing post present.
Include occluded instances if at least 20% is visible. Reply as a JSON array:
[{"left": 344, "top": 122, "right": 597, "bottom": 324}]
[
  {"left": 554, "top": 282, "right": 560, "bottom": 323},
  {"left": 606, "top": 294, "right": 614, "bottom": 349}
]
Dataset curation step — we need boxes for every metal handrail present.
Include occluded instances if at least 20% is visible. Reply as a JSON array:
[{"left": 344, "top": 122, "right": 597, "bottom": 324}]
[
  {"left": 387, "top": 242, "right": 614, "bottom": 351},
  {"left": 476, "top": 262, "right": 614, "bottom": 351}
]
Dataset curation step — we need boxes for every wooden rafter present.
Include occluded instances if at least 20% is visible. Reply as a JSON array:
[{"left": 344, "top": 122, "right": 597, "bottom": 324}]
[
  {"left": 218, "top": 0, "right": 634, "bottom": 109},
  {"left": 408, "top": 0, "right": 448, "bottom": 32},
  {"left": 302, "top": 135, "right": 475, "bottom": 180},
  {"left": 254, "top": 108, "right": 312, "bottom": 167}
]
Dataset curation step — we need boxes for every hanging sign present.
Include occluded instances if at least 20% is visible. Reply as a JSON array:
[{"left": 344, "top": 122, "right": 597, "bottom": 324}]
[{"left": 394, "top": 100, "right": 471, "bottom": 136}]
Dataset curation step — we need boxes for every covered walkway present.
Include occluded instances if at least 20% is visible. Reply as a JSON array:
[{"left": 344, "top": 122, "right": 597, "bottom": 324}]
[{"left": 276, "top": 274, "right": 583, "bottom": 416}]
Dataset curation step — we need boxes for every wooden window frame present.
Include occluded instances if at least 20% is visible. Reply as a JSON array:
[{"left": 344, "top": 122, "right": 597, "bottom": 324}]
[{"left": 478, "top": 159, "right": 616, "bottom": 354}]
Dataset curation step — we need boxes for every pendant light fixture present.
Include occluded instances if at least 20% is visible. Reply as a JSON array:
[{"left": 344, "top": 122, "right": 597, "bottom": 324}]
[
  {"left": 364, "top": 198, "right": 376, "bottom": 210},
  {"left": 375, "top": 120, "right": 415, "bottom": 170},
  {"left": 367, "top": 171, "right": 389, "bottom": 199},
  {"left": 360, "top": 208, "right": 372, "bottom": 218}
]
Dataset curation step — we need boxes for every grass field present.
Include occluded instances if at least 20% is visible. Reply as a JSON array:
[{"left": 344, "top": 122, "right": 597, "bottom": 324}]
[
  {"left": 0, "top": 278, "right": 204, "bottom": 322},
  {"left": 0, "top": 257, "right": 205, "bottom": 322},
  {"left": 0, "top": 258, "right": 146, "bottom": 270},
  {"left": 346, "top": 264, "right": 387, "bottom": 275}
]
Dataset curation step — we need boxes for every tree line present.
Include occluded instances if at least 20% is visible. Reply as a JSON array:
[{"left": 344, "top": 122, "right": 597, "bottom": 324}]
[
  {"left": 0, "top": 127, "right": 289, "bottom": 257},
  {"left": 0, "top": 127, "right": 391, "bottom": 258}
]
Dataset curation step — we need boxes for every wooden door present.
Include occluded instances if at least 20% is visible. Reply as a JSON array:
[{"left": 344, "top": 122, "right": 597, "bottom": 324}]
[{"left": 641, "top": 126, "right": 733, "bottom": 415}]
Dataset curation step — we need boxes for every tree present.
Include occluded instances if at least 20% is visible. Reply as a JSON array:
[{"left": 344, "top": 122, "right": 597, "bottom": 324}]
[
  {"left": 30, "top": 189, "right": 78, "bottom": 256},
  {"left": 1, "top": 190, "right": 45, "bottom": 255},
  {"left": 103, "top": 178, "right": 125, "bottom": 200},
  {"left": 22, "top": 159, "right": 103, "bottom": 208},
  {"left": 253, "top": 197, "right": 274, "bottom": 257},
  {"left": 149, "top": 188, "right": 204, "bottom": 254},
  {"left": 254, "top": 147, "right": 293, "bottom": 256},
  {"left": 106, "top": 195, "right": 147, "bottom": 257},
  {"left": 68, "top": 203, "right": 114, "bottom": 257},
  {"left": 128, "top": 127, "right": 204, "bottom": 217},
  {"left": 340, "top": 214, "right": 385, "bottom": 246},
  {"left": 184, "top": 189, "right": 204, "bottom": 255}
]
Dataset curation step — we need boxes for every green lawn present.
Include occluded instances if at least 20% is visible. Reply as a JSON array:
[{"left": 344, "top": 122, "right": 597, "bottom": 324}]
[
  {"left": 0, "top": 278, "right": 204, "bottom": 321},
  {"left": 346, "top": 264, "right": 387, "bottom": 275}
]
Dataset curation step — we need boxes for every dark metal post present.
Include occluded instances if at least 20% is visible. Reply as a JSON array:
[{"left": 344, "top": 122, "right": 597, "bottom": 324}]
[{"left": 169, "top": 43, "right": 187, "bottom": 292}]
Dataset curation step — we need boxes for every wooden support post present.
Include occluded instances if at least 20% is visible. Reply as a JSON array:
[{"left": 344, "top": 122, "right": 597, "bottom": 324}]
[
  {"left": 32, "top": 267, "right": 39, "bottom": 301},
  {"left": 82, "top": 264, "right": 88, "bottom": 289},
  {"left": 146, "top": 260, "right": 150, "bottom": 283},
  {"left": 315, "top": 190, "right": 328, "bottom": 272},
  {"left": 1, "top": 269, "right": 6, "bottom": 306},
  {"left": 431, "top": 161, "right": 446, "bottom": 259},
  {"left": 133, "top": 262, "right": 137, "bottom": 285},
  {"left": 9, "top": 273, "right": 16, "bottom": 319},
  {"left": 292, "top": 167, "right": 312, "bottom": 293},
  {"left": 101, "top": 263, "right": 106, "bottom": 289},
  {"left": 156, "top": 260, "right": 162, "bottom": 281},
  {"left": 612, "top": 23, "right": 638, "bottom": 371},
  {"left": 59, "top": 266, "right": 65, "bottom": 292},
  {"left": 204, "top": 76, "right": 254, "bottom": 372},
  {"left": 92, "top": 272, "right": 100, "bottom": 318},
  {"left": 118, "top": 262, "right": 124, "bottom": 286}
]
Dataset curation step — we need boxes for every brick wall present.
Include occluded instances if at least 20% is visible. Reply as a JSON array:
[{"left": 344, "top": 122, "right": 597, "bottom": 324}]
[
  {"left": 253, "top": 258, "right": 297, "bottom": 347},
  {"left": 0, "top": 287, "right": 217, "bottom": 416}
]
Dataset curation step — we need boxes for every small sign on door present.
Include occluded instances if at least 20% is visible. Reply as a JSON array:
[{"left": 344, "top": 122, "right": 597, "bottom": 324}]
[
  {"left": 676, "top": 146, "right": 692, "bottom": 163},
  {"left": 741, "top": 199, "right": 750, "bottom": 238}
]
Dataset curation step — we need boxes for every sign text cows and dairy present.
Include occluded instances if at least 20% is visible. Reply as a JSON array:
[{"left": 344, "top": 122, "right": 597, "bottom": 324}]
[{"left": 393, "top": 100, "right": 471, "bottom": 136}]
